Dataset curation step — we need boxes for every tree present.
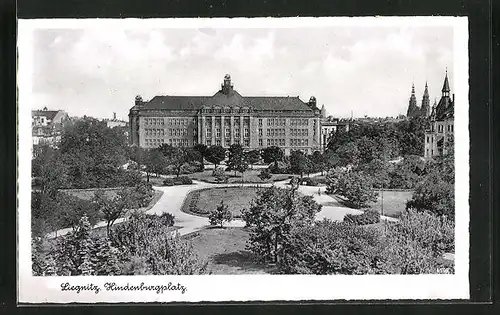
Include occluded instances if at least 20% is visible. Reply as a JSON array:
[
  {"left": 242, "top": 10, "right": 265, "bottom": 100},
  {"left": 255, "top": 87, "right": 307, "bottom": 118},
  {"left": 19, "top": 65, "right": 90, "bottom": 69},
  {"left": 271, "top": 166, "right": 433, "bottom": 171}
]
[
  {"left": 93, "top": 188, "right": 134, "bottom": 237},
  {"left": 246, "top": 150, "right": 261, "bottom": 169},
  {"left": 333, "top": 169, "right": 379, "bottom": 208},
  {"left": 262, "top": 146, "right": 284, "bottom": 168},
  {"left": 289, "top": 150, "right": 313, "bottom": 178},
  {"left": 226, "top": 144, "right": 249, "bottom": 182},
  {"left": 111, "top": 212, "right": 207, "bottom": 275},
  {"left": 335, "top": 142, "right": 360, "bottom": 167},
  {"left": 208, "top": 200, "right": 233, "bottom": 228},
  {"left": 144, "top": 149, "right": 167, "bottom": 180},
  {"left": 242, "top": 186, "right": 322, "bottom": 263},
  {"left": 193, "top": 143, "right": 208, "bottom": 170},
  {"left": 258, "top": 168, "right": 272, "bottom": 183},
  {"left": 159, "top": 144, "right": 199, "bottom": 177},
  {"left": 205, "top": 145, "right": 226, "bottom": 168},
  {"left": 310, "top": 151, "right": 327, "bottom": 174}
]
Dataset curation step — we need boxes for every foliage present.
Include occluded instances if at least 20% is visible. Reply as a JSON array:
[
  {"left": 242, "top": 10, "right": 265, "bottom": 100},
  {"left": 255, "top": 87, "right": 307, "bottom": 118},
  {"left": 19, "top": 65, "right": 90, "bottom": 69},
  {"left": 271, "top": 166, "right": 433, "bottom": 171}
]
[
  {"left": 31, "top": 190, "right": 100, "bottom": 237},
  {"left": 300, "top": 177, "right": 319, "bottom": 186},
  {"left": 144, "top": 149, "right": 167, "bottom": 177},
  {"left": 289, "top": 150, "right": 314, "bottom": 177},
  {"left": 208, "top": 200, "right": 233, "bottom": 228},
  {"left": 269, "top": 160, "right": 289, "bottom": 174},
  {"left": 47, "top": 215, "right": 122, "bottom": 276},
  {"left": 246, "top": 149, "right": 262, "bottom": 169},
  {"left": 406, "top": 143, "right": 454, "bottom": 220},
  {"left": 205, "top": 145, "right": 226, "bottom": 167},
  {"left": 343, "top": 210, "right": 381, "bottom": 225},
  {"left": 356, "top": 158, "right": 390, "bottom": 189},
  {"left": 331, "top": 169, "right": 379, "bottom": 208},
  {"left": 212, "top": 167, "right": 228, "bottom": 183},
  {"left": 111, "top": 212, "right": 207, "bottom": 275},
  {"left": 159, "top": 144, "right": 200, "bottom": 177},
  {"left": 258, "top": 168, "right": 272, "bottom": 182},
  {"left": 226, "top": 144, "right": 249, "bottom": 180},
  {"left": 375, "top": 209, "right": 455, "bottom": 274},
  {"left": 32, "top": 237, "right": 46, "bottom": 276},
  {"left": 325, "top": 167, "right": 349, "bottom": 194},
  {"left": 163, "top": 176, "right": 193, "bottom": 186},
  {"left": 93, "top": 187, "right": 135, "bottom": 236},
  {"left": 193, "top": 143, "right": 208, "bottom": 169},
  {"left": 242, "top": 186, "right": 322, "bottom": 263},
  {"left": 280, "top": 219, "right": 382, "bottom": 274},
  {"left": 262, "top": 146, "right": 284, "bottom": 167}
]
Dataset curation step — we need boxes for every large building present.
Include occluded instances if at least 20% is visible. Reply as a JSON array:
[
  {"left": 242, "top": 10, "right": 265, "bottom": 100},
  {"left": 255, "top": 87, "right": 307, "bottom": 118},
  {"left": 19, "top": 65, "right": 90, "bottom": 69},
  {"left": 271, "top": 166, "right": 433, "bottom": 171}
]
[
  {"left": 32, "top": 107, "right": 70, "bottom": 146},
  {"left": 129, "top": 74, "right": 322, "bottom": 155},
  {"left": 424, "top": 71, "right": 454, "bottom": 158}
]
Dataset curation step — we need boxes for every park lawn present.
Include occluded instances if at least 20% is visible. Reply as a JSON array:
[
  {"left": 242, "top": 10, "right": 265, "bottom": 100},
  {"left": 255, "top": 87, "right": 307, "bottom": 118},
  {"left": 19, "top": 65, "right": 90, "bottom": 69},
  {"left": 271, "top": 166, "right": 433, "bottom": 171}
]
[
  {"left": 188, "top": 169, "right": 290, "bottom": 183},
  {"left": 368, "top": 190, "right": 414, "bottom": 218},
  {"left": 185, "top": 227, "right": 274, "bottom": 275},
  {"left": 185, "top": 187, "right": 261, "bottom": 218},
  {"left": 63, "top": 188, "right": 119, "bottom": 200}
]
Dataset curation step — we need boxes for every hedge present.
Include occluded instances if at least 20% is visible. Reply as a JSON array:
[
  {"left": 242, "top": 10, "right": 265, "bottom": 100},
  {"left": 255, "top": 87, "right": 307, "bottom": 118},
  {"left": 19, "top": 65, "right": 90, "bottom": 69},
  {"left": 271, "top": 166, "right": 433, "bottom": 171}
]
[
  {"left": 163, "top": 176, "right": 193, "bottom": 186},
  {"left": 343, "top": 210, "right": 381, "bottom": 226}
]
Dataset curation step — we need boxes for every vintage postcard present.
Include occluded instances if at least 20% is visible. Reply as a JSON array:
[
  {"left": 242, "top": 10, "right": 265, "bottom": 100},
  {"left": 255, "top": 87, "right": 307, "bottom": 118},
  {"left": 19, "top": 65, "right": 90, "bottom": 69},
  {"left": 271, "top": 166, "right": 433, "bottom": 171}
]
[{"left": 18, "top": 16, "right": 469, "bottom": 303}]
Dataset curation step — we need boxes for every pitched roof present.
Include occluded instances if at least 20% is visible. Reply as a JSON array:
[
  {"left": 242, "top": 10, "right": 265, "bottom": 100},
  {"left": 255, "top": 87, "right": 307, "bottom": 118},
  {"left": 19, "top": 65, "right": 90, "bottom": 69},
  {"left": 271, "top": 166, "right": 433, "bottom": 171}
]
[
  {"left": 245, "top": 96, "right": 311, "bottom": 111},
  {"left": 32, "top": 110, "right": 59, "bottom": 120},
  {"left": 143, "top": 95, "right": 210, "bottom": 110},
  {"left": 142, "top": 92, "right": 312, "bottom": 112},
  {"left": 442, "top": 74, "right": 450, "bottom": 92},
  {"left": 435, "top": 96, "right": 454, "bottom": 120}
]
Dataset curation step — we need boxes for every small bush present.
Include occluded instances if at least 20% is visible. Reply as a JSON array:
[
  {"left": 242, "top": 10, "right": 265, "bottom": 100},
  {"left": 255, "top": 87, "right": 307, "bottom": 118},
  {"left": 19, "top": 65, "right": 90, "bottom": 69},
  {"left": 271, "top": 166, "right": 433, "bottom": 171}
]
[
  {"left": 163, "top": 178, "right": 175, "bottom": 186},
  {"left": 208, "top": 200, "right": 233, "bottom": 228},
  {"left": 343, "top": 210, "right": 381, "bottom": 226},
  {"left": 302, "top": 177, "right": 319, "bottom": 186},
  {"left": 158, "top": 212, "right": 175, "bottom": 227},
  {"left": 163, "top": 176, "right": 193, "bottom": 186}
]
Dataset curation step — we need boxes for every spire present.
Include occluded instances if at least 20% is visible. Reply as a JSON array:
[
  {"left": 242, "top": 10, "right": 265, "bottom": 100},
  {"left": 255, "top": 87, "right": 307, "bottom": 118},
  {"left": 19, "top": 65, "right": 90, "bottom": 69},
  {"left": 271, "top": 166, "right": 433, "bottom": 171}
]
[
  {"left": 424, "top": 81, "right": 429, "bottom": 97},
  {"left": 407, "top": 82, "right": 419, "bottom": 118},
  {"left": 411, "top": 82, "right": 415, "bottom": 95},
  {"left": 442, "top": 68, "right": 450, "bottom": 96},
  {"left": 421, "top": 81, "right": 431, "bottom": 117}
]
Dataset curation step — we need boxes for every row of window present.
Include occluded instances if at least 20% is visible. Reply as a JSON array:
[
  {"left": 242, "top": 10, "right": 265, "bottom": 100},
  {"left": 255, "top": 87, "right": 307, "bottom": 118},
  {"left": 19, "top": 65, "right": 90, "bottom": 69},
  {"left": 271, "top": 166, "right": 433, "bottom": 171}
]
[
  {"left": 290, "top": 139, "right": 309, "bottom": 147},
  {"left": 207, "top": 128, "right": 249, "bottom": 138},
  {"left": 169, "top": 139, "right": 190, "bottom": 147},
  {"left": 201, "top": 108, "right": 252, "bottom": 114},
  {"left": 290, "top": 129, "right": 308, "bottom": 137},
  {"left": 266, "top": 128, "right": 286, "bottom": 137},
  {"left": 205, "top": 139, "right": 250, "bottom": 147},
  {"left": 144, "top": 118, "right": 194, "bottom": 126},
  {"left": 266, "top": 139, "right": 286, "bottom": 147},
  {"left": 436, "top": 124, "right": 454, "bottom": 133},
  {"left": 145, "top": 129, "right": 165, "bottom": 136},
  {"left": 144, "top": 138, "right": 165, "bottom": 147},
  {"left": 290, "top": 119, "right": 309, "bottom": 126},
  {"left": 145, "top": 128, "right": 192, "bottom": 137},
  {"left": 267, "top": 118, "right": 286, "bottom": 126}
]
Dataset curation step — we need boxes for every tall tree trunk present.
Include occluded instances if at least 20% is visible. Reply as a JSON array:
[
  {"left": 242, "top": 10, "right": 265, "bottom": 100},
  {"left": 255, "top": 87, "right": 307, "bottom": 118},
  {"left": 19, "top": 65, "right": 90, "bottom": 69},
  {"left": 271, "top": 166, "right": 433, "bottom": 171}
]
[{"left": 274, "top": 233, "right": 279, "bottom": 263}]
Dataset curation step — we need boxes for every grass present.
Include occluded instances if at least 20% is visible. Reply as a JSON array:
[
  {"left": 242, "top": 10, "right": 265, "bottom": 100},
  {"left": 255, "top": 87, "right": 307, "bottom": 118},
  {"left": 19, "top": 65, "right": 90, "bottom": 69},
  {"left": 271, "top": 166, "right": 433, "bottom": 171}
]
[
  {"left": 183, "top": 187, "right": 261, "bottom": 218},
  {"left": 63, "top": 188, "right": 120, "bottom": 200},
  {"left": 185, "top": 227, "right": 275, "bottom": 275},
  {"left": 188, "top": 169, "right": 291, "bottom": 184},
  {"left": 368, "top": 190, "right": 414, "bottom": 218}
]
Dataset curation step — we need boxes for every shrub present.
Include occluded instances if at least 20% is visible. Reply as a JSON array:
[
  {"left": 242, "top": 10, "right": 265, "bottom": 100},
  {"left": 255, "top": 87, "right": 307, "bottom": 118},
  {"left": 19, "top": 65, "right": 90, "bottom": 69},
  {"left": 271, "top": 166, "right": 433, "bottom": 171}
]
[
  {"left": 269, "top": 161, "right": 289, "bottom": 174},
  {"left": 208, "top": 200, "right": 233, "bottom": 228},
  {"left": 333, "top": 169, "right": 379, "bottom": 208},
  {"left": 111, "top": 212, "right": 207, "bottom": 275},
  {"left": 212, "top": 167, "right": 229, "bottom": 183},
  {"left": 163, "top": 178, "right": 175, "bottom": 186},
  {"left": 280, "top": 219, "right": 382, "bottom": 274},
  {"left": 163, "top": 176, "right": 193, "bottom": 186},
  {"left": 343, "top": 210, "right": 381, "bottom": 225},
  {"left": 158, "top": 212, "right": 175, "bottom": 227},
  {"left": 375, "top": 209, "right": 455, "bottom": 274},
  {"left": 301, "top": 177, "right": 319, "bottom": 186}
]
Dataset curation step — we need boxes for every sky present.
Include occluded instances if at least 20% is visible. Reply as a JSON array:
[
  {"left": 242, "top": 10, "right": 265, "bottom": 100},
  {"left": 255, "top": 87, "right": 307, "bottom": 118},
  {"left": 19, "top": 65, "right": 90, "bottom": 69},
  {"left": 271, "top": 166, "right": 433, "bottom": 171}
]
[{"left": 31, "top": 24, "right": 454, "bottom": 120}]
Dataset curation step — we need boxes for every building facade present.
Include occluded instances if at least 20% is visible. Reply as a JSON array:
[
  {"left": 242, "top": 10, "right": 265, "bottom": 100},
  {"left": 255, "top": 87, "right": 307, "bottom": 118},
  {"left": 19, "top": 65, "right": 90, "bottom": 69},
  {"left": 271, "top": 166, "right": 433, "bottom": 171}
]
[
  {"left": 424, "top": 71, "right": 454, "bottom": 158},
  {"left": 129, "top": 75, "right": 322, "bottom": 155},
  {"left": 320, "top": 117, "right": 351, "bottom": 152},
  {"left": 32, "top": 107, "right": 70, "bottom": 146}
]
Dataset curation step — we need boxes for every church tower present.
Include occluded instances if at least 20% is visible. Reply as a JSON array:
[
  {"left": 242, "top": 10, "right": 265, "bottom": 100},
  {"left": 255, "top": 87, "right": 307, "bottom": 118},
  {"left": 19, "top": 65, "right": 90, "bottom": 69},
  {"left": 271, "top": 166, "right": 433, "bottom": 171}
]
[
  {"left": 420, "top": 81, "right": 431, "bottom": 117},
  {"left": 406, "top": 83, "right": 419, "bottom": 118},
  {"left": 320, "top": 104, "right": 326, "bottom": 118}
]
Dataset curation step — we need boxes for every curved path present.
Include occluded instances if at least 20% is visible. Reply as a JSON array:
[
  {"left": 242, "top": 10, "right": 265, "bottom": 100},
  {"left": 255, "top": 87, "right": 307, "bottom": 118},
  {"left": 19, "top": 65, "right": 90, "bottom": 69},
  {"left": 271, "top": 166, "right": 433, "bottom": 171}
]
[{"left": 46, "top": 176, "right": 396, "bottom": 239}]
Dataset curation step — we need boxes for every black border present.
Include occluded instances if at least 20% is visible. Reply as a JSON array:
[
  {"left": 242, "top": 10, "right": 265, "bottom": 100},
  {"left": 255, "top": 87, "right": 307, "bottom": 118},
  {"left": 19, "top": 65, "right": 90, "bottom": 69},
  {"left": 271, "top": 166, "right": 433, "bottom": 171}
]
[{"left": 3, "top": 0, "right": 495, "bottom": 313}]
